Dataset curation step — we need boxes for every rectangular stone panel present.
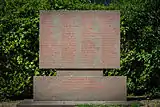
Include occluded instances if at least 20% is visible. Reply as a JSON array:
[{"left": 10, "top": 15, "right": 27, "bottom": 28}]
[
  {"left": 34, "top": 76, "right": 126, "bottom": 101},
  {"left": 39, "top": 10, "right": 120, "bottom": 69}
]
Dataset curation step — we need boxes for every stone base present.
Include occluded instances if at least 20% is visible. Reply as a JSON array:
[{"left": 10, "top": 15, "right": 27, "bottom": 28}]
[
  {"left": 17, "top": 99, "right": 137, "bottom": 107},
  {"left": 34, "top": 76, "right": 126, "bottom": 101}
]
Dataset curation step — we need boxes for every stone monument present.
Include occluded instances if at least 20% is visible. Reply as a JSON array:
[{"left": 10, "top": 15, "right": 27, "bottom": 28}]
[{"left": 17, "top": 10, "right": 127, "bottom": 107}]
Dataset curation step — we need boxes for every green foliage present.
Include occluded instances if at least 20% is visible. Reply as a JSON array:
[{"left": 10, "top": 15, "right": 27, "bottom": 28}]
[
  {"left": 105, "top": 0, "right": 160, "bottom": 96},
  {"left": 0, "top": 0, "right": 160, "bottom": 101},
  {"left": 0, "top": 0, "right": 109, "bottom": 101}
]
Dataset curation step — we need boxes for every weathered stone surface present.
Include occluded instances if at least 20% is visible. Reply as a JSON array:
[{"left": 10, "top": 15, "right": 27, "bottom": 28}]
[
  {"left": 56, "top": 70, "right": 103, "bottom": 76},
  {"left": 39, "top": 10, "right": 120, "bottom": 69},
  {"left": 33, "top": 76, "right": 126, "bottom": 101}
]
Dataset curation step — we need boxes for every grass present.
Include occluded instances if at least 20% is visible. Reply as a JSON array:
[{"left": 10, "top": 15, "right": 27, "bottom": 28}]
[
  {"left": 76, "top": 100, "right": 160, "bottom": 107},
  {"left": 77, "top": 102, "right": 141, "bottom": 107},
  {"left": 77, "top": 105, "right": 132, "bottom": 107}
]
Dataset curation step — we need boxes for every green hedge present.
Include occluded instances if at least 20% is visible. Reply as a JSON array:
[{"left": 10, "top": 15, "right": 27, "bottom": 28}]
[{"left": 0, "top": 0, "right": 160, "bottom": 101}]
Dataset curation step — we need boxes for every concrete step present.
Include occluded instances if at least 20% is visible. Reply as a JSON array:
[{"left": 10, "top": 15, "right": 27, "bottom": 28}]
[{"left": 17, "top": 100, "right": 140, "bottom": 107}]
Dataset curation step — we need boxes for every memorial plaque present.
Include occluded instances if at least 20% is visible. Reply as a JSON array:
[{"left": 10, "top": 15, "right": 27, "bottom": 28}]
[
  {"left": 39, "top": 10, "right": 120, "bottom": 69},
  {"left": 34, "top": 76, "right": 126, "bottom": 101}
]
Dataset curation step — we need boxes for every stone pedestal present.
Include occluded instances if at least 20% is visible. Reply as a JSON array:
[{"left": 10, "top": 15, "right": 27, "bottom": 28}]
[
  {"left": 17, "top": 71, "right": 127, "bottom": 107},
  {"left": 34, "top": 75, "right": 126, "bottom": 101}
]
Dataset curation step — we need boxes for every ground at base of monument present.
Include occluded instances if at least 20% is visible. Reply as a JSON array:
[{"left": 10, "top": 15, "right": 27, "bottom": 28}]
[
  {"left": 16, "top": 99, "right": 142, "bottom": 107},
  {"left": 1, "top": 99, "right": 160, "bottom": 107}
]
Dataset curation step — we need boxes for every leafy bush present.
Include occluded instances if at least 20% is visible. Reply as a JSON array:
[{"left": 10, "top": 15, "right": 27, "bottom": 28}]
[
  {"left": 105, "top": 0, "right": 160, "bottom": 96},
  {"left": 0, "top": 0, "right": 159, "bottom": 101}
]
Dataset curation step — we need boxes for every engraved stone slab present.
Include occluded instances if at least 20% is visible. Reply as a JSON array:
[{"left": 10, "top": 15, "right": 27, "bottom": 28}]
[
  {"left": 39, "top": 10, "right": 120, "bottom": 69},
  {"left": 57, "top": 70, "right": 103, "bottom": 76},
  {"left": 34, "top": 76, "right": 126, "bottom": 101}
]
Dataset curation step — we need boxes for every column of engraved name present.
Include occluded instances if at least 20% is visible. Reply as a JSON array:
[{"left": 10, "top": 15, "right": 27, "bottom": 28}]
[
  {"left": 80, "top": 14, "right": 97, "bottom": 66},
  {"left": 40, "top": 13, "right": 56, "bottom": 65},
  {"left": 101, "top": 13, "right": 119, "bottom": 67},
  {"left": 60, "top": 14, "right": 77, "bottom": 64}
]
